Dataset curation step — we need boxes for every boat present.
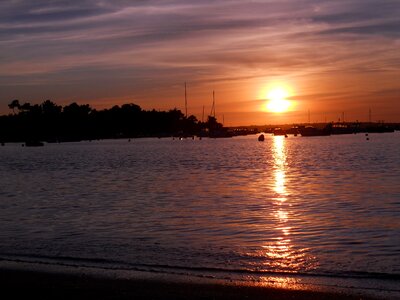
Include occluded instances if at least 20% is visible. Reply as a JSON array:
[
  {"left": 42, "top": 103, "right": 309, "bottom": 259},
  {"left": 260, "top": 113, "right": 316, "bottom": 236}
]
[
  {"left": 273, "top": 128, "right": 286, "bottom": 136},
  {"left": 299, "top": 125, "right": 331, "bottom": 137},
  {"left": 25, "top": 140, "right": 44, "bottom": 147},
  {"left": 366, "top": 124, "right": 395, "bottom": 133},
  {"left": 209, "top": 129, "right": 233, "bottom": 138},
  {"left": 286, "top": 126, "right": 300, "bottom": 135},
  {"left": 206, "top": 91, "right": 233, "bottom": 138},
  {"left": 331, "top": 123, "right": 357, "bottom": 135}
]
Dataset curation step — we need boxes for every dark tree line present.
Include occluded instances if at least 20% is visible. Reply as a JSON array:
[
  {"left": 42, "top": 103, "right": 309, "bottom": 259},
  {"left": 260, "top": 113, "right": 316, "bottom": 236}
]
[{"left": 0, "top": 99, "right": 225, "bottom": 143}]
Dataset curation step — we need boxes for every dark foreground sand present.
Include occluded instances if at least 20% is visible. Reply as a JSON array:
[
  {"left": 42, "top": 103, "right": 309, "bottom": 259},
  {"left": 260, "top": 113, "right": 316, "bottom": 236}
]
[{"left": 0, "top": 268, "right": 379, "bottom": 300}]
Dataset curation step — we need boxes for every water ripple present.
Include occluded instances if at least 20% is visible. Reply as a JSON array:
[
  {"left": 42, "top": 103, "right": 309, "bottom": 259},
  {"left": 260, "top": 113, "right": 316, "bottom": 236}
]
[{"left": 0, "top": 133, "right": 399, "bottom": 277}]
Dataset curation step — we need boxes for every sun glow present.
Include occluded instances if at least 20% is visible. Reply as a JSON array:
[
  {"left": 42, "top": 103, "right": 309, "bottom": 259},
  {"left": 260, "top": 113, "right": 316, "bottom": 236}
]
[
  {"left": 266, "top": 87, "right": 291, "bottom": 113},
  {"left": 260, "top": 84, "right": 294, "bottom": 113},
  {"left": 268, "top": 88, "right": 288, "bottom": 102}
]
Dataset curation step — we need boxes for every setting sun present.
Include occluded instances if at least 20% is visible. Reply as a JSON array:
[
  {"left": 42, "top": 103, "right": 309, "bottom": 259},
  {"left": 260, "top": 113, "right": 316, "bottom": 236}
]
[{"left": 265, "top": 87, "right": 291, "bottom": 113}]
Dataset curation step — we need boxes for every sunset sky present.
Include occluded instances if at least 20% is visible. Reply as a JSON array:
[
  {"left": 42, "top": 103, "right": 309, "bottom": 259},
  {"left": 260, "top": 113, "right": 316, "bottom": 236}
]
[{"left": 1, "top": 0, "right": 399, "bottom": 125}]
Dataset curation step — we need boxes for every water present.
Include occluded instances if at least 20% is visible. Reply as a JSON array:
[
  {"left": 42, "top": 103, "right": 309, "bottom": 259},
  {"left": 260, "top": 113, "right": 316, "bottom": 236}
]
[{"left": 0, "top": 133, "right": 399, "bottom": 284}]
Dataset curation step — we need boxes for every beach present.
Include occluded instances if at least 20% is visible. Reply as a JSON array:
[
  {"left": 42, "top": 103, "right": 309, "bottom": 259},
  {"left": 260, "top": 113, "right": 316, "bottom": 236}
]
[{"left": 0, "top": 266, "right": 380, "bottom": 300}]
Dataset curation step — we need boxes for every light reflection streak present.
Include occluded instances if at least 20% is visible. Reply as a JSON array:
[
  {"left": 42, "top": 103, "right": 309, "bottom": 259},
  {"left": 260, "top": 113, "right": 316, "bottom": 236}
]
[
  {"left": 261, "top": 136, "right": 316, "bottom": 273},
  {"left": 272, "top": 136, "right": 287, "bottom": 201},
  {"left": 257, "top": 276, "right": 309, "bottom": 291}
]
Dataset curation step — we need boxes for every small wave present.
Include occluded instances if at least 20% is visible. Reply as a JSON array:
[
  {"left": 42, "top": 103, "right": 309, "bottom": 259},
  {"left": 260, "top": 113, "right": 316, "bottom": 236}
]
[{"left": 1, "top": 252, "right": 399, "bottom": 282}]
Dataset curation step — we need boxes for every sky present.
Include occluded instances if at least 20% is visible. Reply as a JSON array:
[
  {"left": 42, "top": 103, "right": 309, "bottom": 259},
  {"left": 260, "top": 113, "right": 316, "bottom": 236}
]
[{"left": 0, "top": 0, "right": 399, "bottom": 125}]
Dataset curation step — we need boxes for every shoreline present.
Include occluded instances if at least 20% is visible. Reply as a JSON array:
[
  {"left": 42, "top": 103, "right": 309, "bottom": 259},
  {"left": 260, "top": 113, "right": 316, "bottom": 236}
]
[
  {"left": 1, "top": 260, "right": 397, "bottom": 299},
  {"left": 0, "top": 268, "right": 376, "bottom": 300}
]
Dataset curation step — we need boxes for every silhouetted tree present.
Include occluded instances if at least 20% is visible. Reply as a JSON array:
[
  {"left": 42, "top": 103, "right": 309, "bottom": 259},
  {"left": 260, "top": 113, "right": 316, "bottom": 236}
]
[
  {"left": 41, "top": 100, "right": 62, "bottom": 115},
  {"left": 8, "top": 99, "right": 20, "bottom": 114},
  {"left": 19, "top": 102, "right": 32, "bottom": 113},
  {"left": 0, "top": 100, "right": 226, "bottom": 142}
]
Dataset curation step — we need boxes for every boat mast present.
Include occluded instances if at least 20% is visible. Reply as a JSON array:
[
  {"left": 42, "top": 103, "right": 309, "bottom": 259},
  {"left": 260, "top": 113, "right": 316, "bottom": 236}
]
[
  {"left": 202, "top": 105, "right": 205, "bottom": 123},
  {"left": 210, "top": 90, "right": 216, "bottom": 118},
  {"left": 184, "top": 82, "right": 188, "bottom": 118}
]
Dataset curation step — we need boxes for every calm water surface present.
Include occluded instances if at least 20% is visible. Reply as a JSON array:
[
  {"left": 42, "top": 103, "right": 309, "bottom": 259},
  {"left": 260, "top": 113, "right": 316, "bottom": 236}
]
[{"left": 0, "top": 133, "right": 399, "bottom": 280}]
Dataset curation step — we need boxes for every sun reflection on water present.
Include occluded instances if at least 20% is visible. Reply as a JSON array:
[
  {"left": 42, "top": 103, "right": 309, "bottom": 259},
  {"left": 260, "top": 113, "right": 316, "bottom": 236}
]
[
  {"left": 274, "top": 170, "right": 286, "bottom": 197},
  {"left": 272, "top": 136, "right": 287, "bottom": 199},
  {"left": 260, "top": 136, "right": 317, "bottom": 273},
  {"left": 257, "top": 276, "right": 309, "bottom": 291}
]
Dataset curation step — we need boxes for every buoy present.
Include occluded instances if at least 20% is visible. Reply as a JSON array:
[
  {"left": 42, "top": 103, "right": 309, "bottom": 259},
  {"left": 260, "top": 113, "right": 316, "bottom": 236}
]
[{"left": 258, "top": 134, "right": 265, "bottom": 142}]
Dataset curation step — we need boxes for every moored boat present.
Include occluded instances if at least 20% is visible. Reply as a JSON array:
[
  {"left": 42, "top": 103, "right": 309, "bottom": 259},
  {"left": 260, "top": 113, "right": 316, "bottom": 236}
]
[
  {"left": 25, "top": 140, "right": 44, "bottom": 147},
  {"left": 299, "top": 125, "right": 331, "bottom": 137},
  {"left": 273, "top": 127, "right": 286, "bottom": 136}
]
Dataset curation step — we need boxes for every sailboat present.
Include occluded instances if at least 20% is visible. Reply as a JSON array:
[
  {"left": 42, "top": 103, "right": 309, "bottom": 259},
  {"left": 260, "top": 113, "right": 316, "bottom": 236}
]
[{"left": 208, "top": 91, "right": 233, "bottom": 138}]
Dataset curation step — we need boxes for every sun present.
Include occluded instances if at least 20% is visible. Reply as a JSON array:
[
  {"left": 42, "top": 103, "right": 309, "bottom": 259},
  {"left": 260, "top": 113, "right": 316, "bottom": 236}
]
[{"left": 265, "top": 87, "right": 291, "bottom": 113}]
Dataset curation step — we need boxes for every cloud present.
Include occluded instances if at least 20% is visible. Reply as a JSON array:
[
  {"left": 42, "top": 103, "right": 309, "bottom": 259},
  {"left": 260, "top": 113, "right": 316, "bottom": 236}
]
[{"left": 0, "top": 0, "right": 399, "bottom": 123}]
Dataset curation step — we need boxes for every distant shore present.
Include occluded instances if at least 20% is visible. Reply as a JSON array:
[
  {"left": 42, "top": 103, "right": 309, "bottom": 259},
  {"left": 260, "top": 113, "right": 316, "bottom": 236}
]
[{"left": 1, "top": 100, "right": 399, "bottom": 144}]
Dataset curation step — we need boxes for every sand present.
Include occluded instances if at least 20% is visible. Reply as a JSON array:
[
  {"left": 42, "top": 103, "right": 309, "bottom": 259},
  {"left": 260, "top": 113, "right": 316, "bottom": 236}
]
[{"left": 0, "top": 267, "right": 380, "bottom": 300}]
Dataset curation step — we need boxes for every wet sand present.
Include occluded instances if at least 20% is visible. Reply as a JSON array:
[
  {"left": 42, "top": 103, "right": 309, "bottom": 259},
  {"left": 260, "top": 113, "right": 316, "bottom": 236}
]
[{"left": 0, "top": 268, "right": 378, "bottom": 300}]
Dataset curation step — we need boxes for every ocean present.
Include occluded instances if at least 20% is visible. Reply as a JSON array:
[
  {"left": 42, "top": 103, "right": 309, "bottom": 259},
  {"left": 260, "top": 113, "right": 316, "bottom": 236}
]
[{"left": 0, "top": 133, "right": 399, "bottom": 297}]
